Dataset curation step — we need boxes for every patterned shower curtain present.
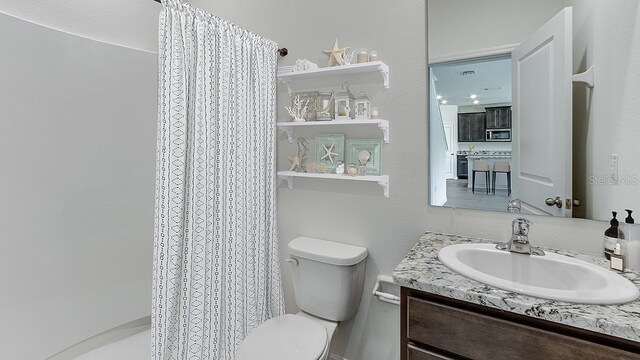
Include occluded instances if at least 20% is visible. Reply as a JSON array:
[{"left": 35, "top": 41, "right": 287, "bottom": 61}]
[{"left": 152, "top": 1, "right": 284, "bottom": 359}]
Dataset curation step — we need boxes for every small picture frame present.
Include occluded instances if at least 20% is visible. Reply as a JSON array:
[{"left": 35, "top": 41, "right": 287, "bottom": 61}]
[
  {"left": 346, "top": 139, "right": 383, "bottom": 175},
  {"left": 315, "top": 134, "right": 345, "bottom": 173},
  {"left": 293, "top": 91, "right": 319, "bottom": 122}
]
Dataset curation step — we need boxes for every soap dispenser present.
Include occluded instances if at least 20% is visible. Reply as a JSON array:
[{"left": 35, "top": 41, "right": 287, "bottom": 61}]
[
  {"left": 625, "top": 209, "right": 635, "bottom": 228},
  {"left": 604, "top": 211, "right": 624, "bottom": 260},
  {"left": 623, "top": 209, "right": 635, "bottom": 242},
  {"left": 624, "top": 209, "right": 640, "bottom": 270}
]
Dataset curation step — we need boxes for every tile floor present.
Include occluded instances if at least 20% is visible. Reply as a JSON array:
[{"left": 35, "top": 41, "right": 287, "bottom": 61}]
[
  {"left": 74, "top": 330, "right": 150, "bottom": 360},
  {"left": 443, "top": 179, "right": 511, "bottom": 212}
]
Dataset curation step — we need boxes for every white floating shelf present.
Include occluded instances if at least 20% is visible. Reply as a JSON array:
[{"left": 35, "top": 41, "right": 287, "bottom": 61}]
[
  {"left": 277, "top": 171, "right": 389, "bottom": 198},
  {"left": 277, "top": 119, "right": 389, "bottom": 143},
  {"left": 277, "top": 61, "right": 389, "bottom": 95}
]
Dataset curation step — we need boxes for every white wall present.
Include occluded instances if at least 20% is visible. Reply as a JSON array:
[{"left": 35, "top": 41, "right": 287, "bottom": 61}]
[
  {"left": 0, "top": 3, "right": 158, "bottom": 359},
  {"left": 0, "top": 0, "right": 160, "bottom": 52},
  {"left": 428, "top": 0, "right": 571, "bottom": 60},
  {"left": 571, "top": 0, "right": 594, "bottom": 220},
  {"left": 459, "top": 103, "right": 512, "bottom": 114},
  {"left": 440, "top": 105, "right": 459, "bottom": 122},
  {"left": 577, "top": 1, "right": 640, "bottom": 220}
]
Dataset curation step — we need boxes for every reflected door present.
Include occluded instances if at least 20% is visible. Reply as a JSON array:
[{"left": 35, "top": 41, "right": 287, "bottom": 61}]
[
  {"left": 444, "top": 122, "right": 455, "bottom": 179},
  {"left": 512, "top": 7, "right": 573, "bottom": 217}
]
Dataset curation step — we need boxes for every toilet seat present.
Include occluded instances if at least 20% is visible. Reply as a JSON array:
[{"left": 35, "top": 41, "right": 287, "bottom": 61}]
[{"left": 235, "top": 314, "right": 327, "bottom": 360}]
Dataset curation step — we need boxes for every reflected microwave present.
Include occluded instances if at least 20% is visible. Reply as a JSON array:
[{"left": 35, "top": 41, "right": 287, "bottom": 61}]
[{"left": 486, "top": 129, "right": 511, "bottom": 142}]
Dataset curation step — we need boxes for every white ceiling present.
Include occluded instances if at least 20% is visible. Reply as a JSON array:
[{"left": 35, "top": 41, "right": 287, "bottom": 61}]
[{"left": 431, "top": 56, "right": 511, "bottom": 107}]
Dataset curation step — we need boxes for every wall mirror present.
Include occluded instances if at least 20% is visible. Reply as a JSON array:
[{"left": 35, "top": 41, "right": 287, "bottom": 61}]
[{"left": 428, "top": 0, "right": 640, "bottom": 221}]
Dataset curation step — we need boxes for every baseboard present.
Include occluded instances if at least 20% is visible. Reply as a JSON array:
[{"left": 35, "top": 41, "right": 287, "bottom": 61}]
[{"left": 45, "top": 316, "right": 151, "bottom": 360}]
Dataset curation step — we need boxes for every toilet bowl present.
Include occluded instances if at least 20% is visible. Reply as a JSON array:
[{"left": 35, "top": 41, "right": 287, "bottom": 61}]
[
  {"left": 236, "top": 236, "right": 367, "bottom": 360},
  {"left": 235, "top": 314, "right": 328, "bottom": 360},
  {"left": 235, "top": 312, "right": 337, "bottom": 360}
]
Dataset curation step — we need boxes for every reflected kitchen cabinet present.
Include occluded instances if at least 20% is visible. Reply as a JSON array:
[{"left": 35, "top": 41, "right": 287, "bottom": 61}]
[
  {"left": 457, "top": 112, "right": 485, "bottom": 142},
  {"left": 485, "top": 106, "right": 511, "bottom": 129}
]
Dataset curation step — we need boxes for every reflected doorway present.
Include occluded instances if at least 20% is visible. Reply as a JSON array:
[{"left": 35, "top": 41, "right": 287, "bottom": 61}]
[{"left": 429, "top": 55, "right": 513, "bottom": 212}]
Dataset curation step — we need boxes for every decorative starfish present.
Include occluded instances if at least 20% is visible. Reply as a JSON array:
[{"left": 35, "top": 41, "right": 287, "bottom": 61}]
[
  {"left": 320, "top": 143, "right": 339, "bottom": 164},
  {"left": 288, "top": 154, "right": 301, "bottom": 171},
  {"left": 322, "top": 39, "right": 349, "bottom": 67}
]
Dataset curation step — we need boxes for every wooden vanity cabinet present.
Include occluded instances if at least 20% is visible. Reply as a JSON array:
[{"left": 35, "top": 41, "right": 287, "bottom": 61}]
[{"left": 401, "top": 288, "right": 640, "bottom": 360}]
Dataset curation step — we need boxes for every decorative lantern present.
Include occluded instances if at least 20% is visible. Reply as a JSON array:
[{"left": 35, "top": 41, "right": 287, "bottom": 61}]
[
  {"left": 316, "top": 91, "right": 334, "bottom": 121},
  {"left": 354, "top": 91, "right": 371, "bottom": 120},
  {"left": 334, "top": 82, "right": 355, "bottom": 121}
]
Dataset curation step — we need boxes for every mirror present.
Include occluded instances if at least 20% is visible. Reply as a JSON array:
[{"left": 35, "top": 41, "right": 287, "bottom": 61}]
[{"left": 427, "top": 0, "right": 640, "bottom": 221}]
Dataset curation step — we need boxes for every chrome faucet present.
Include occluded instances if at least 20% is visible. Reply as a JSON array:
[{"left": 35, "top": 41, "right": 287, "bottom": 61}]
[{"left": 496, "top": 218, "right": 545, "bottom": 256}]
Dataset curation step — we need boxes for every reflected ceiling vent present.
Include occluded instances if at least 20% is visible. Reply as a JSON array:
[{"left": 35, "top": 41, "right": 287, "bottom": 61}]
[{"left": 460, "top": 70, "right": 475, "bottom": 76}]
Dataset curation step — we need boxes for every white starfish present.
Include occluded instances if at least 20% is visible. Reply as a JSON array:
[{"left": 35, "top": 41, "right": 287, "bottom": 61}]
[
  {"left": 288, "top": 154, "right": 301, "bottom": 171},
  {"left": 320, "top": 143, "right": 339, "bottom": 164},
  {"left": 322, "top": 39, "right": 349, "bottom": 67}
]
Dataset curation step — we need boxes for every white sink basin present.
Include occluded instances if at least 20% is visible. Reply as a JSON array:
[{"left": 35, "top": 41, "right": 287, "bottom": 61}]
[{"left": 438, "top": 243, "right": 640, "bottom": 304}]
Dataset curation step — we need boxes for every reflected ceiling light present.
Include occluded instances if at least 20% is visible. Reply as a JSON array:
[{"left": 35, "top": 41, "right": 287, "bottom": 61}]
[
  {"left": 441, "top": 100, "right": 448, "bottom": 104},
  {"left": 473, "top": 100, "right": 480, "bottom": 105},
  {"left": 436, "top": 95, "right": 442, "bottom": 100},
  {"left": 470, "top": 94, "right": 477, "bottom": 99}
]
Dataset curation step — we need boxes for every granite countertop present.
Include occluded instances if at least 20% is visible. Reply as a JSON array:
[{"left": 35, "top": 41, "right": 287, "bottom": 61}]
[
  {"left": 393, "top": 232, "right": 640, "bottom": 342},
  {"left": 466, "top": 155, "right": 512, "bottom": 159},
  {"left": 458, "top": 150, "right": 512, "bottom": 159},
  {"left": 457, "top": 150, "right": 511, "bottom": 155}
]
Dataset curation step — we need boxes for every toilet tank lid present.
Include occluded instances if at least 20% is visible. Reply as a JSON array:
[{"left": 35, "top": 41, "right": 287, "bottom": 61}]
[{"left": 288, "top": 236, "right": 368, "bottom": 266}]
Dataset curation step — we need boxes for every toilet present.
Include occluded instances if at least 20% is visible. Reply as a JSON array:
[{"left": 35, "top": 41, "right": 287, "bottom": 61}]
[{"left": 236, "top": 236, "right": 368, "bottom": 360}]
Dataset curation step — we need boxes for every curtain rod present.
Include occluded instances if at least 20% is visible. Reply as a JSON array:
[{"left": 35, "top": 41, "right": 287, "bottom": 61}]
[{"left": 152, "top": 0, "right": 287, "bottom": 57}]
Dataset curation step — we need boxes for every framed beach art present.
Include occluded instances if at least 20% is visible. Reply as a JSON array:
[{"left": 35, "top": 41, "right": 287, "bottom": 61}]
[
  {"left": 346, "top": 139, "right": 383, "bottom": 175},
  {"left": 315, "top": 134, "right": 345, "bottom": 173}
]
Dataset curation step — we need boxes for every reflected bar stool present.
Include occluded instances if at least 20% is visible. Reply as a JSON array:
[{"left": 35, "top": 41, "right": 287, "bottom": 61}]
[
  {"left": 492, "top": 160, "right": 511, "bottom": 196},
  {"left": 472, "top": 159, "right": 490, "bottom": 194}
]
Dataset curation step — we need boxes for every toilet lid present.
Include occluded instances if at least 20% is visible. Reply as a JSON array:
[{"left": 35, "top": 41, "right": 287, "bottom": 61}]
[{"left": 236, "top": 314, "right": 327, "bottom": 360}]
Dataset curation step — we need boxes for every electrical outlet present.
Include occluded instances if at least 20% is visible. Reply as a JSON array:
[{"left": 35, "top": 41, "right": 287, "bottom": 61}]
[{"left": 611, "top": 153, "right": 619, "bottom": 179}]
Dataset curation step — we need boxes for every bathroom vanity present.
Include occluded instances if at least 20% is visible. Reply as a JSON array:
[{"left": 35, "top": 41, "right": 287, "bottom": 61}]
[{"left": 394, "top": 232, "right": 640, "bottom": 359}]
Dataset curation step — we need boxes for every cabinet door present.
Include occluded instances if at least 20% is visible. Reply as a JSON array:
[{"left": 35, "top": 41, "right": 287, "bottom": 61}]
[
  {"left": 470, "top": 113, "right": 486, "bottom": 141},
  {"left": 498, "top": 107, "right": 512, "bottom": 128},
  {"left": 457, "top": 114, "right": 471, "bottom": 142},
  {"left": 407, "top": 296, "right": 640, "bottom": 360},
  {"left": 485, "top": 108, "right": 498, "bottom": 129},
  {"left": 408, "top": 344, "right": 453, "bottom": 360},
  {"left": 456, "top": 156, "right": 468, "bottom": 179},
  {"left": 486, "top": 109, "right": 497, "bottom": 129},
  {"left": 486, "top": 107, "right": 512, "bottom": 129},
  {"left": 458, "top": 113, "right": 485, "bottom": 142}
]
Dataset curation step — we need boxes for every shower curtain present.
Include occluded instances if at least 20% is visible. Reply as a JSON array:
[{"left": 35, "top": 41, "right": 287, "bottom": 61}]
[{"left": 152, "top": 1, "right": 284, "bottom": 359}]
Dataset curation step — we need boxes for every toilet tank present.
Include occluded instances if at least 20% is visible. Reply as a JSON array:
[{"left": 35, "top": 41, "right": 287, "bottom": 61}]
[{"left": 288, "top": 236, "right": 368, "bottom": 322}]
